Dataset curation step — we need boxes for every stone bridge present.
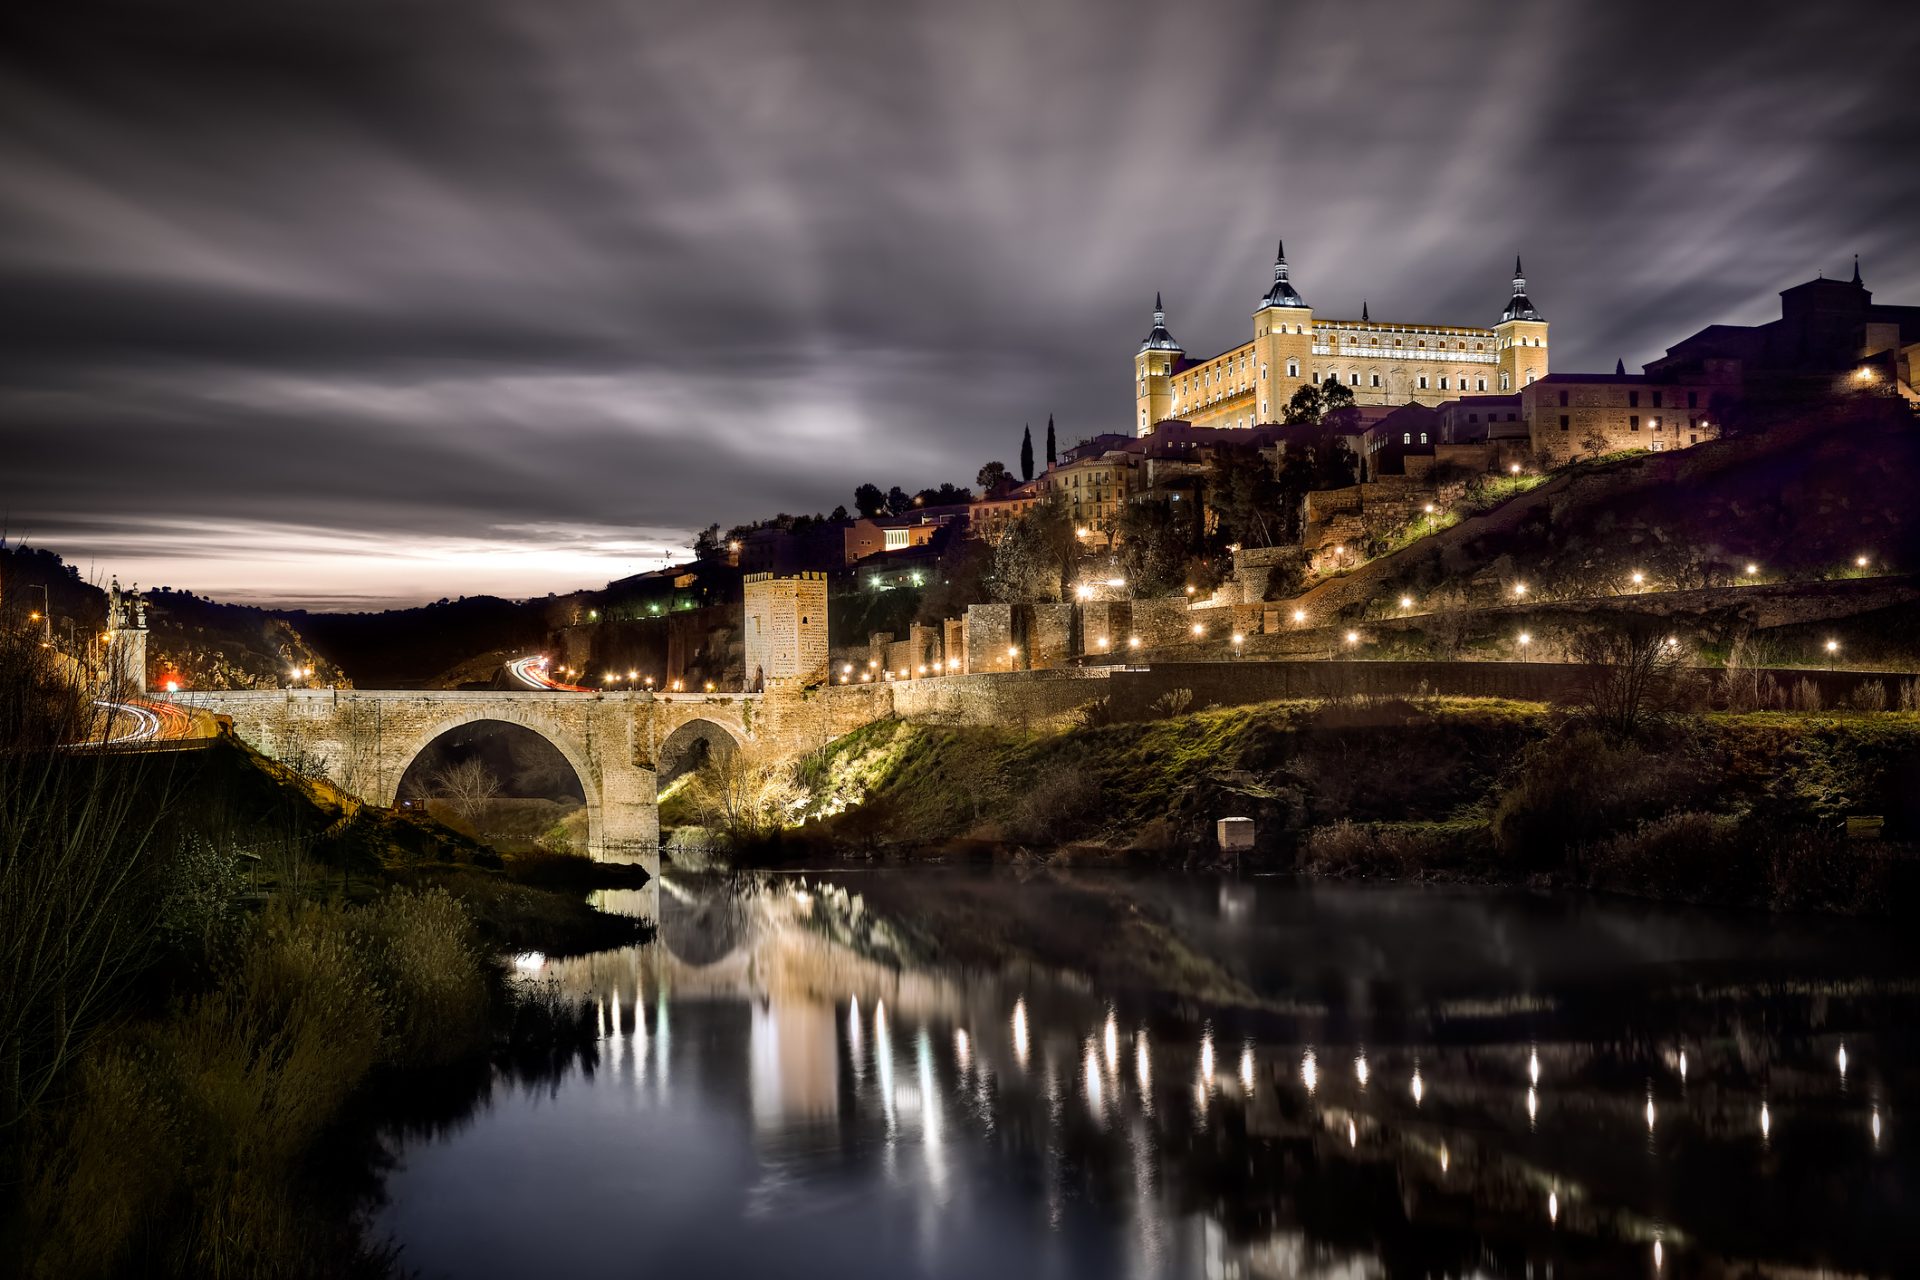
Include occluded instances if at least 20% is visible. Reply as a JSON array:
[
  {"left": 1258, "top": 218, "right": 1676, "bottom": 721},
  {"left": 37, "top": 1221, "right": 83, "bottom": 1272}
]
[{"left": 177, "top": 686, "right": 893, "bottom": 870}]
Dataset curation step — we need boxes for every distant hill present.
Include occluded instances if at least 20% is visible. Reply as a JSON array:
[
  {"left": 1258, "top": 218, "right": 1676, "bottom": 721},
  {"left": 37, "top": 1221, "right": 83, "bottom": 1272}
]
[
  {"left": 0, "top": 546, "right": 340, "bottom": 689},
  {"left": 276, "top": 596, "right": 554, "bottom": 689}
]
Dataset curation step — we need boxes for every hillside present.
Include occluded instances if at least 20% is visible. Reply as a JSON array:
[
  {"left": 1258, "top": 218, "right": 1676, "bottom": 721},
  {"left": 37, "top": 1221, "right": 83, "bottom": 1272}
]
[
  {"left": 1284, "top": 399, "right": 1920, "bottom": 639},
  {"left": 0, "top": 546, "right": 341, "bottom": 689}
]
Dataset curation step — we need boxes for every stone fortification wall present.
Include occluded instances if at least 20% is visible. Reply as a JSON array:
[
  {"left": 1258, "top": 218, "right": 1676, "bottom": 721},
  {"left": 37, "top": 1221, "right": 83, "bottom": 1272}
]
[
  {"left": 887, "top": 669, "right": 1113, "bottom": 731},
  {"left": 964, "top": 604, "right": 1015, "bottom": 673}
]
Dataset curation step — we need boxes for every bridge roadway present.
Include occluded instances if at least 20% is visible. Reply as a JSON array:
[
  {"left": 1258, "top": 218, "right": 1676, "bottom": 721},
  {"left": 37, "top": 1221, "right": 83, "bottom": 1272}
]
[{"left": 170, "top": 682, "right": 898, "bottom": 871}]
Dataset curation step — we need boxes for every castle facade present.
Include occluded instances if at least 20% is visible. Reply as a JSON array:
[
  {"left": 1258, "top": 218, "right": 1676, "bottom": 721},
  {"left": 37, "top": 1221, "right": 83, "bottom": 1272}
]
[{"left": 1133, "top": 245, "right": 1548, "bottom": 435}]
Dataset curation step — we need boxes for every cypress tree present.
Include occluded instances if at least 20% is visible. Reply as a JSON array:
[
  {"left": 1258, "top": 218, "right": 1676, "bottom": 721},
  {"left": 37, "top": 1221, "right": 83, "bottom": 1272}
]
[
  {"left": 1020, "top": 424, "right": 1034, "bottom": 481},
  {"left": 1045, "top": 415, "right": 1057, "bottom": 466}
]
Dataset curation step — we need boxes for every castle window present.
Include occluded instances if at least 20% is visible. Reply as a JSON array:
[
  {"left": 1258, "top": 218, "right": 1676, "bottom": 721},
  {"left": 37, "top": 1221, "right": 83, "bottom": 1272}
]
[
  {"left": 1440, "top": 377, "right": 1449, "bottom": 390},
  {"left": 1371, "top": 338, "right": 1379, "bottom": 346},
  {"left": 1687, "top": 391, "right": 1698, "bottom": 408},
  {"left": 1287, "top": 362, "right": 1299, "bottom": 378},
  {"left": 1261, "top": 366, "right": 1267, "bottom": 379},
  {"left": 1370, "top": 373, "right": 1381, "bottom": 387},
  {"left": 1469, "top": 413, "right": 1480, "bottom": 423},
  {"left": 1500, "top": 373, "right": 1510, "bottom": 391},
  {"left": 1558, "top": 390, "right": 1568, "bottom": 406},
  {"left": 1476, "top": 378, "right": 1487, "bottom": 391},
  {"left": 1628, "top": 391, "right": 1639, "bottom": 407},
  {"left": 1526, "top": 371, "right": 1536, "bottom": 385},
  {"left": 1403, "top": 433, "right": 1411, "bottom": 444},
  {"left": 1559, "top": 415, "right": 1569, "bottom": 431},
  {"left": 1690, "top": 434, "right": 1699, "bottom": 445},
  {"left": 1652, "top": 390, "right": 1663, "bottom": 408},
  {"left": 1420, "top": 433, "right": 1428, "bottom": 444},
  {"left": 1349, "top": 373, "right": 1359, "bottom": 386},
  {"left": 1629, "top": 415, "right": 1641, "bottom": 431},
  {"left": 1417, "top": 375, "right": 1429, "bottom": 389}
]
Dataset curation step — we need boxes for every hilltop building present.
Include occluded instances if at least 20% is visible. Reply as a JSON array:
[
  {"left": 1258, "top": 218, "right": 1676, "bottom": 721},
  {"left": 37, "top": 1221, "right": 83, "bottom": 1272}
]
[
  {"left": 1134, "top": 246, "right": 1548, "bottom": 434},
  {"left": 1523, "top": 258, "right": 1919, "bottom": 465}
]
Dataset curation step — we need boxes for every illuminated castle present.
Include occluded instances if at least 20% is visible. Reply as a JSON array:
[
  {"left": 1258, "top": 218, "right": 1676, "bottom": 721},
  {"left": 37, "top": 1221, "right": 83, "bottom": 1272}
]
[{"left": 1134, "top": 244, "right": 1549, "bottom": 435}]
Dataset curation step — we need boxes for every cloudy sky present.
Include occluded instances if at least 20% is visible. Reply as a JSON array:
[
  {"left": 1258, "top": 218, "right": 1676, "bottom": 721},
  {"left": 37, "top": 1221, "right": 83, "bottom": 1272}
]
[{"left": 3, "top": 0, "right": 1916, "bottom": 606}]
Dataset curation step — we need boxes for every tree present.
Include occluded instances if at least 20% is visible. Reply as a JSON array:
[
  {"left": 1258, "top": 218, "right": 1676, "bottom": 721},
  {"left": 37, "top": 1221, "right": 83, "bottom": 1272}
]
[
  {"left": 1019, "top": 424, "right": 1035, "bottom": 481},
  {"left": 1045, "top": 415, "right": 1057, "bottom": 466},
  {"left": 988, "top": 493, "right": 1078, "bottom": 602},
  {"left": 915, "top": 483, "right": 974, "bottom": 507},
  {"left": 976, "top": 460, "right": 1010, "bottom": 494},
  {"left": 885, "top": 485, "right": 912, "bottom": 516},
  {"left": 853, "top": 483, "right": 886, "bottom": 518},
  {"left": 1118, "top": 494, "right": 1203, "bottom": 596},
  {"left": 829, "top": 505, "right": 849, "bottom": 522},
  {"left": 1282, "top": 382, "right": 1324, "bottom": 425},
  {"left": 1206, "top": 446, "right": 1284, "bottom": 548},
  {"left": 1572, "top": 623, "right": 1691, "bottom": 736},
  {"left": 430, "top": 757, "right": 501, "bottom": 832},
  {"left": 692, "top": 523, "right": 724, "bottom": 561}
]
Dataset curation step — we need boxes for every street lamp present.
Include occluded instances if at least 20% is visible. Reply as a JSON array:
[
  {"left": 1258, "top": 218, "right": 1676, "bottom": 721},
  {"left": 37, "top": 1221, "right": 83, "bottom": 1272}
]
[
  {"left": 1825, "top": 638, "right": 1840, "bottom": 654},
  {"left": 1126, "top": 636, "right": 1141, "bottom": 651},
  {"left": 1630, "top": 570, "right": 1644, "bottom": 587},
  {"left": 1343, "top": 630, "right": 1360, "bottom": 647},
  {"left": 1517, "top": 631, "right": 1533, "bottom": 651},
  {"left": 1745, "top": 563, "right": 1759, "bottom": 577},
  {"left": 1292, "top": 609, "right": 1307, "bottom": 624},
  {"left": 1513, "top": 582, "right": 1529, "bottom": 598},
  {"left": 1192, "top": 623, "right": 1206, "bottom": 637},
  {"left": 1855, "top": 555, "right": 1871, "bottom": 569},
  {"left": 1398, "top": 596, "right": 1414, "bottom": 610}
]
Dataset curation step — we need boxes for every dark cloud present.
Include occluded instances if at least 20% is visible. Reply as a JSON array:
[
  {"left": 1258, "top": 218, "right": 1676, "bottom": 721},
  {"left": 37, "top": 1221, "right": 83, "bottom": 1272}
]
[{"left": 2, "top": 0, "right": 1916, "bottom": 604}]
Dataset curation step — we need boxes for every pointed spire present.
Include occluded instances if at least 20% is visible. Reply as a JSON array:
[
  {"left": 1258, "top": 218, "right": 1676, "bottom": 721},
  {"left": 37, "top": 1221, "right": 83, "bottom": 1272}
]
[
  {"left": 1852, "top": 254, "right": 1862, "bottom": 286},
  {"left": 1361, "top": 299, "right": 1370, "bottom": 324},
  {"left": 1615, "top": 357, "right": 1626, "bottom": 376},
  {"left": 1259, "top": 239, "right": 1308, "bottom": 310},
  {"left": 1501, "top": 255, "right": 1543, "bottom": 323},
  {"left": 1141, "top": 293, "right": 1181, "bottom": 352}
]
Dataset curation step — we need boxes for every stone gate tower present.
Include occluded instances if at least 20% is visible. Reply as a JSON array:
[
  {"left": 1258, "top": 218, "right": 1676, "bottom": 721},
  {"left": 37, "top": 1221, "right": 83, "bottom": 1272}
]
[{"left": 104, "top": 577, "right": 148, "bottom": 694}]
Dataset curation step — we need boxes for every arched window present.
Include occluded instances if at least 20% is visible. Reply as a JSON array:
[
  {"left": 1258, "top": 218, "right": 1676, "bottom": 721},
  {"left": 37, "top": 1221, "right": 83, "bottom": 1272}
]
[{"left": 1402, "top": 433, "right": 1411, "bottom": 444}]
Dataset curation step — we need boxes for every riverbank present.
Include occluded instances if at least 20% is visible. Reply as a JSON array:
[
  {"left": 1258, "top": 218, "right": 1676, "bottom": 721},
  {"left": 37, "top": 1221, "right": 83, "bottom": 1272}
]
[
  {"left": 1, "top": 712, "right": 651, "bottom": 1277},
  {"left": 759, "top": 697, "right": 1920, "bottom": 915}
]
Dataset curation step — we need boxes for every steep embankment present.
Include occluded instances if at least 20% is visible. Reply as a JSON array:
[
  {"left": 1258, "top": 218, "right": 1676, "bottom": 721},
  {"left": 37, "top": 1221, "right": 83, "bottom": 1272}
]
[
  {"left": 779, "top": 698, "right": 1920, "bottom": 914},
  {"left": 1293, "top": 402, "right": 1920, "bottom": 624}
]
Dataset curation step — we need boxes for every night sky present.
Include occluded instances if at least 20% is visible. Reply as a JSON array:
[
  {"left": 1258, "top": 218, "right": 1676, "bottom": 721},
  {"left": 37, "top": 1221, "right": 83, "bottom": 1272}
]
[{"left": 3, "top": 0, "right": 1916, "bottom": 606}]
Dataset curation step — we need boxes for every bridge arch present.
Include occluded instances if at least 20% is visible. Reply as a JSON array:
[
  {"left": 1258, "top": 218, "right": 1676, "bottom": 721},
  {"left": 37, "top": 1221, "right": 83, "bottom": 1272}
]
[
  {"left": 388, "top": 710, "right": 607, "bottom": 856},
  {"left": 656, "top": 714, "right": 748, "bottom": 787}
]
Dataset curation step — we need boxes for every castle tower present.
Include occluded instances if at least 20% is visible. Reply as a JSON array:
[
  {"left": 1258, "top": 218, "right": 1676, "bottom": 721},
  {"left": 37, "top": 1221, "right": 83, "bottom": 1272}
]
[
  {"left": 1134, "top": 293, "right": 1183, "bottom": 435},
  {"left": 1494, "top": 256, "right": 1549, "bottom": 393},
  {"left": 742, "top": 572, "right": 828, "bottom": 690},
  {"left": 1251, "top": 240, "right": 1315, "bottom": 424},
  {"left": 104, "top": 577, "right": 148, "bottom": 694}
]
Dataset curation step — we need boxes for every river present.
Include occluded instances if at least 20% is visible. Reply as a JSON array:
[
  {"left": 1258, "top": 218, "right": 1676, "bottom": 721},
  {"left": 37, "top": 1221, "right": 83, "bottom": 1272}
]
[{"left": 374, "top": 870, "right": 1917, "bottom": 1278}]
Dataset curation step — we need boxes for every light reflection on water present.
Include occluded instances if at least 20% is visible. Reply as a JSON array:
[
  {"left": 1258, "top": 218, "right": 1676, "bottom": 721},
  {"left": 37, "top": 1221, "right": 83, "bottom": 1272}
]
[{"left": 379, "top": 871, "right": 1919, "bottom": 1279}]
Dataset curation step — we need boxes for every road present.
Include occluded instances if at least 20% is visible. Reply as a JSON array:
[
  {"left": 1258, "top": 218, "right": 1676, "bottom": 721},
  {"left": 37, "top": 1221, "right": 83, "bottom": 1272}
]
[
  {"left": 504, "top": 655, "right": 592, "bottom": 692},
  {"left": 86, "top": 697, "right": 206, "bottom": 746}
]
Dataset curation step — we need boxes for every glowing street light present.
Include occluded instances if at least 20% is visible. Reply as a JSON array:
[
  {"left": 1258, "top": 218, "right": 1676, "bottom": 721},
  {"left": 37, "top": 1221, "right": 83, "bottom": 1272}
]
[
  {"left": 1095, "top": 636, "right": 1109, "bottom": 649},
  {"left": 1630, "top": 570, "right": 1645, "bottom": 587},
  {"left": 1855, "top": 554, "right": 1871, "bottom": 569},
  {"left": 1510, "top": 462, "right": 1523, "bottom": 475},
  {"left": 1292, "top": 609, "right": 1307, "bottom": 624},
  {"left": 1746, "top": 563, "right": 1760, "bottom": 576},
  {"left": 1825, "top": 638, "right": 1840, "bottom": 654},
  {"left": 1512, "top": 582, "right": 1529, "bottom": 598},
  {"left": 1343, "top": 630, "right": 1360, "bottom": 646},
  {"left": 1230, "top": 632, "right": 1244, "bottom": 649},
  {"left": 1075, "top": 583, "right": 1093, "bottom": 600},
  {"left": 1398, "top": 596, "right": 1414, "bottom": 610},
  {"left": 1191, "top": 623, "right": 1206, "bottom": 637},
  {"left": 1517, "top": 631, "right": 1533, "bottom": 650},
  {"left": 1126, "top": 636, "right": 1141, "bottom": 650}
]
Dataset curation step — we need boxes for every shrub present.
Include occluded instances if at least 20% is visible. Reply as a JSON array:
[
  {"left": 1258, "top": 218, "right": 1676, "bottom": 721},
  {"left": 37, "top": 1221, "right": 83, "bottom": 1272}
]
[
  {"left": 1004, "top": 764, "right": 1102, "bottom": 845},
  {"left": 356, "top": 887, "right": 489, "bottom": 1067},
  {"left": 1491, "top": 728, "right": 1710, "bottom": 867},
  {"left": 1301, "top": 820, "right": 1487, "bottom": 877},
  {"left": 1585, "top": 812, "right": 1753, "bottom": 902},
  {"left": 1790, "top": 677, "right": 1824, "bottom": 712},
  {"left": 1842, "top": 680, "right": 1889, "bottom": 712},
  {"left": 1075, "top": 696, "right": 1115, "bottom": 729},
  {"left": 1151, "top": 688, "right": 1194, "bottom": 718}
]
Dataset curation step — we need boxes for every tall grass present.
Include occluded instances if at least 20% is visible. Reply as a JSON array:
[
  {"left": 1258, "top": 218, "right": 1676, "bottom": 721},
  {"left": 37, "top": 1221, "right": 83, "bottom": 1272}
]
[{"left": 17, "top": 889, "right": 492, "bottom": 1279}]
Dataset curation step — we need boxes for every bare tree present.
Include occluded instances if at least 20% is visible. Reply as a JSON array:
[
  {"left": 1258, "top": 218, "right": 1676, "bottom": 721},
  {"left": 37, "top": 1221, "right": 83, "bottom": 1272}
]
[
  {"left": 689, "top": 742, "right": 803, "bottom": 847},
  {"left": 429, "top": 757, "right": 501, "bottom": 832},
  {"left": 1572, "top": 623, "right": 1689, "bottom": 735}
]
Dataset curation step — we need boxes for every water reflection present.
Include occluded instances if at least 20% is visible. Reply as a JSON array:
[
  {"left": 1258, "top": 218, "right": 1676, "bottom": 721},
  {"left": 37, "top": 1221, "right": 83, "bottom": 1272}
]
[{"left": 379, "top": 870, "right": 1920, "bottom": 1279}]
